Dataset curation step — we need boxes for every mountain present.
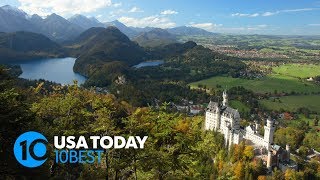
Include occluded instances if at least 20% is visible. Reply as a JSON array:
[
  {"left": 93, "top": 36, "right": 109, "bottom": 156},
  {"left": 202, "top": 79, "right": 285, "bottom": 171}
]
[
  {"left": 131, "top": 26, "right": 156, "bottom": 33},
  {"left": 133, "top": 28, "right": 177, "bottom": 47},
  {"left": 148, "top": 41, "right": 198, "bottom": 59},
  {"left": 69, "top": 27, "right": 106, "bottom": 45},
  {"left": 0, "top": 31, "right": 66, "bottom": 62},
  {"left": 72, "top": 27, "right": 146, "bottom": 77},
  {"left": 105, "top": 20, "right": 138, "bottom": 38},
  {"left": 0, "top": 5, "right": 35, "bottom": 33},
  {"left": 30, "top": 13, "right": 84, "bottom": 42},
  {"left": 168, "top": 26, "right": 214, "bottom": 36},
  {"left": 68, "top": 14, "right": 104, "bottom": 30}
]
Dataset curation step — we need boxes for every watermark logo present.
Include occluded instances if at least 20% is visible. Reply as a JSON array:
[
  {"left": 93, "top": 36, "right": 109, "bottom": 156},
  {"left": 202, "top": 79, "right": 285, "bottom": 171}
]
[
  {"left": 13, "top": 131, "right": 148, "bottom": 168},
  {"left": 14, "top": 131, "right": 48, "bottom": 168}
]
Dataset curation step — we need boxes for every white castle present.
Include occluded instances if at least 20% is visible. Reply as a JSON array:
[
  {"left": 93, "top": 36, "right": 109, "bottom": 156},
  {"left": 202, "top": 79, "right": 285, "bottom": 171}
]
[{"left": 205, "top": 90, "right": 275, "bottom": 151}]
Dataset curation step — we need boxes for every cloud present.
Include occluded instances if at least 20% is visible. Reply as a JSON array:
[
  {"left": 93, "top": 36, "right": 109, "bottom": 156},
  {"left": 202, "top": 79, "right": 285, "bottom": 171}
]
[
  {"left": 160, "top": 10, "right": 178, "bottom": 15},
  {"left": 17, "top": 0, "right": 112, "bottom": 16},
  {"left": 128, "top": 6, "right": 143, "bottom": 13},
  {"left": 231, "top": 13, "right": 259, "bottom": 17},
  {"left": 188, "top": 22, "right": 222, "bottom": 32},
  {"left": 262, "top": 12, "right": 278, "bottom": 16},
  {"left": 118, "top": 15, "right": 176, "bottom": 28},
  {"left": 215, "top": 24, "right": 269, "bottom": 34},
  {"left": 308, "top": 23, "right": 320, "bottom": 26},
  {"left": 113, "top": 2, "right": 122, "bottom": 8},
  {"left": 233, "top": 8, "right": 320, "bottom": 18}
]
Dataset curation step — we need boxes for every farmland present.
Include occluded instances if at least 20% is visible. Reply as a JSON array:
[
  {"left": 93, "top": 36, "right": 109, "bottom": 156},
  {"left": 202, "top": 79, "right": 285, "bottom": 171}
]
[
  {"left": 260, "top": 95, "right": 320, "bottom": 112},
  {"left": 273, "top": 63, "right": 320, "bottom": 78},
  {"left": 189, "top": 74, "right": 319, "bottom": 94}
]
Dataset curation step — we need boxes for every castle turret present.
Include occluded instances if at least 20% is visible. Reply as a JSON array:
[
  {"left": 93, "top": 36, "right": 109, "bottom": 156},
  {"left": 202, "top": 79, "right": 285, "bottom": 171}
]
[
  {"left": 267, "top": 150, "right": 272, "bottom": 171},
  {"left": 222, "top": 90, "right": 228, "bottom": 106},
  {"left": 286, "top": 144, "right": 290, "bottom": 161},
  {"left": 215, "top": 105, "right": 220, "bottom": 131},
  {"left": 264, "top": 117, "right": 275, "bottom": 150},
  {"left": 255, "top": 120, "right": 259, "bottom": 134}
]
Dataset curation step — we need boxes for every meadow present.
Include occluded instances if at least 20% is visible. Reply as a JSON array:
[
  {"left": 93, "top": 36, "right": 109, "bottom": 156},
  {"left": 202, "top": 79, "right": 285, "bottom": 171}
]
[
  {"left": 260, "top": 95, "right": 320, "bottom": 112},
  {"left": 189, "top": 74, "right": 319, "bottom": 94},
  {"left": 273, "top": 63, "right": 320, "bottom": 78}
]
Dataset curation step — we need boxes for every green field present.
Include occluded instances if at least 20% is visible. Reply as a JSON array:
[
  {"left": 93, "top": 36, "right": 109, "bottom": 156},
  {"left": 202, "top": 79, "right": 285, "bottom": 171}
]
[
  {"left": 260, "top": 95, "right": 320, "bottom": 112},
  {"left": 229, "top": 100, "right": 250, "bottom": 114},
  {"left": 273, "top": 64, "right": 320, "bottom": 78},
  {"left": 189, "top": 74, "right": 319, "bottom": 94}
]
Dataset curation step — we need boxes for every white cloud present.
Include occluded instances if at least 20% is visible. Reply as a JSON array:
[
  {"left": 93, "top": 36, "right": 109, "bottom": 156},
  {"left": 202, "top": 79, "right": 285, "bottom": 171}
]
[
  {"left": 110, "top": 9, "right": 125, "bottom": 16},
  {"left": 128, "top": 6, "right": 143, "bottom": 13},
  {"left": 308, "top": 23, "right": 320, "bottom": 26},
  {"left": 113, "top": 2, "right": 122, "bottom": 8},
  {"left": 262, "top": 12, "right": 278, "bottom": 16},
  {"left": 215, "top": 24, "right": 269, "bottom": 34},
  {"left": 234, "top": 8, "right": 320, "bottom": 18},
  {"left": 231, "top": 13, "right": 259, "bottom": 17},
  {"left": 18, "top": 0, "right": 112, "bottom": 16},
  {"left": 188, "top": 22, "right": 222, "bottom": 32},
  {"left": 118, "top": 15, "right": 176, "bottom": 28},
  {"left": 160, "top": 10, "right": 178, "bottom": 15}
]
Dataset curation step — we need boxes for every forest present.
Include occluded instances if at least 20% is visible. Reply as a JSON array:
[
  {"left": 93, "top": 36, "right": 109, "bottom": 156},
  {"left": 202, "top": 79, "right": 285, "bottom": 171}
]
[{"left": 1, "top": 65, "right": 320, "bottom": 180}]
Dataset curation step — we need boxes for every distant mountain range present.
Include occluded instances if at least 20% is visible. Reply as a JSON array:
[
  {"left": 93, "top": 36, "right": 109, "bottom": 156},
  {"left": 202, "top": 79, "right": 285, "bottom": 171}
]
[
  {"left": 0, "top": 5, "right": 215, "bottom": 42},
  {"left": 133, "top": 28, "right": 178, "bottom": 47}
]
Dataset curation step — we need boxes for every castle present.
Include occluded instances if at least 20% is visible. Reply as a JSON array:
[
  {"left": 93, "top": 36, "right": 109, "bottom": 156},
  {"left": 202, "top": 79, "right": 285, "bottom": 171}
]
[
  {"left": 205, "top": 90, "right": 275, "bottom": 150},
  {"left": 205, "top": 91, "right": 296, "bottom": 171}
]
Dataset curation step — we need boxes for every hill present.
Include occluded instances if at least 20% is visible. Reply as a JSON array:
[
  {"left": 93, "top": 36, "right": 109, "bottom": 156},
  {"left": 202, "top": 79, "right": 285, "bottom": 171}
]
[
  {"left": 133, "top": 28, "right": 177, "bottom": 47},
  {"left": 72, "top": 27, "right": 146, "bottom": 77},
  {"left": 168, "top": 26, "right": 214, "bottom": 36},
  {"left": 0, "top": 31, "right": 66, "bottom": 62},
  {"left": 105, "top": 20, "right": 138, "bottom": 38}
]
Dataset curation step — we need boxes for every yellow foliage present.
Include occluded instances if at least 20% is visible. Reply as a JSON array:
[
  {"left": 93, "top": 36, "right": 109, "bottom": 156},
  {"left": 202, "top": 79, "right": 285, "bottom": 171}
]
[{"left": 234, "top": 161, "right": 244, "bottom": 180}]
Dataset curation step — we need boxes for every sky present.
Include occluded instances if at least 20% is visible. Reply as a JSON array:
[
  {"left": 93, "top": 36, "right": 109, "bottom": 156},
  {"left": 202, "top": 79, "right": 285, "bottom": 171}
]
[{"left": 1, "top": 0, "right": 320, "bottom": 35}]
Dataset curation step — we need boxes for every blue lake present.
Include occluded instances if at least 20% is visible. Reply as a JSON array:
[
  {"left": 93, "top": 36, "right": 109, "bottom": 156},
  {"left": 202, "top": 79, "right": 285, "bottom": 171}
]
[
  {"left": 133, "top": 60, "right": 164, "bottom": 68},
  {"left": 18, "top": 57, "right": 87, "bottom": 85}
]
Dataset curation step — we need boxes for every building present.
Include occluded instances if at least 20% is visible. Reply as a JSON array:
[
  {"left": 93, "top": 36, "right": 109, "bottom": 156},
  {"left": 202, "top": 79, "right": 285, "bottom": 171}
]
[
  {"left": 205, "top": 90, "right": 274, "bottom": 150},
  {"left": 205, "top": 91, "right": 296, "bottom": 171}
]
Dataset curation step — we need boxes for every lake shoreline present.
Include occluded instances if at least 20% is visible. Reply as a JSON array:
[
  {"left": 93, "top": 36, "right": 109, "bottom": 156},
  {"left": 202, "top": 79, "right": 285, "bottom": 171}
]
[{"left": 12, "top": 57, "right": 87, "bottom": 85}]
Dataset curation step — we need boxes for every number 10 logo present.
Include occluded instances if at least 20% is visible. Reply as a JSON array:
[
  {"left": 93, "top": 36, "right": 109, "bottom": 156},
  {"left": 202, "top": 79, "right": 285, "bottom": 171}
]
[{"left": 14, "top": 131, "right": 48, "bottom": 168}]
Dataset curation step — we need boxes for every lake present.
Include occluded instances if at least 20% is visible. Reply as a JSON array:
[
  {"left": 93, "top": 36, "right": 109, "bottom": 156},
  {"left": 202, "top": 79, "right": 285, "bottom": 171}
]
[
  {"left": 133, "top": 60, "right": 164, "bottom": 68},
  {"left": 18, "top": 57, "right": 87, "bottom": 85}
]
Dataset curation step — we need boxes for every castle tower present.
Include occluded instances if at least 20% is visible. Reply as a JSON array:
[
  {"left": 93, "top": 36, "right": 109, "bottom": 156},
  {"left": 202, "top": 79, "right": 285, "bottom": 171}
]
[
  {"left": 214, "top": 105, "right": 221, "bottom": 131},
  {"left": 222, "top": 90, "right": 228, "bottom": 106},
  {"left": 267, "top": 150, "right": 272, "bottom": 171},
  {"left": 264, "top": 117, "right": 275, "bottom": 150},
  {"left": 286, "top": 144, "right": 290, "bottom": 161},
  {"left": 228, "top": 129, "right": 234, "bottom": 151},
  {"left": 255, "top": 120, "right": 259, "bottom": 134}
]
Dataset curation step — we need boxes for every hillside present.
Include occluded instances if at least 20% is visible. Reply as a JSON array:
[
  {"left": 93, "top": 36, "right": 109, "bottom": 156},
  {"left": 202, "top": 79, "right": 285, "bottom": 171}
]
[
  {"left": 105, "top": 20, "right": 138, "bottom": 38},
  {"left": 168, "top": 26, "right": 214, "bottom": 36},
  {"left": 72, "top": 27, "right": 146, "bottom": 77},
  {"left": 133, "top": 28, "right": 177, "bottom": 47},
  {"left": 0, "top": 31, "right": 66, "bottom": 62}
]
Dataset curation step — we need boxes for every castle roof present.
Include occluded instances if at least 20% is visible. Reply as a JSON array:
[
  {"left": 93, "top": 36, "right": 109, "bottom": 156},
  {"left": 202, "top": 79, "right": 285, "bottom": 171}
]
[
  {"left": 206, "top": 100, "right": 240, "bottom": 118},
  {"left": 206, "top": 101, "right": 219, "bottom": 113},
  {"left": 221, "top": 106, "right": 240, "bottom": 118}
]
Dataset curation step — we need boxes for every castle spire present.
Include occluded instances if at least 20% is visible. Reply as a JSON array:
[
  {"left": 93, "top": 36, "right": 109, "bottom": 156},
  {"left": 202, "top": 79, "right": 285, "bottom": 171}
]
[{"left": 222, "top": 90, "right": 228, "bottom": 106}]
